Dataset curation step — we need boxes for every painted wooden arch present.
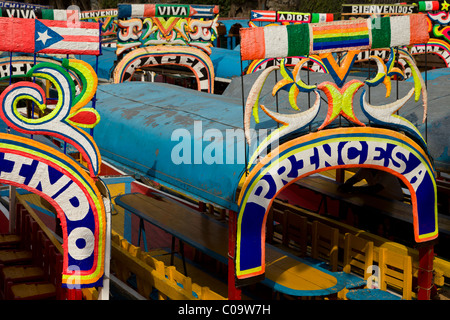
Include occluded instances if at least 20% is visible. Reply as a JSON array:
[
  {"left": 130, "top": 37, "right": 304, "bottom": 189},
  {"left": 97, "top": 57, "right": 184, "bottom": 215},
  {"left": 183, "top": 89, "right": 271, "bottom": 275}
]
[
  {"left": 246, "top": 56, "right": 328, "bottom": 75},
  {"left": 113, "top": 46, "right": 215, "bottom": 93},
  {"left": 0, "top": 56, "right": 83, "bottom": 93},
  {"left": 235, "top": 127, "right": 438, "bottom": 283},
  {"left": 0, "top": 133, "right": 106, "bottom": 288}
]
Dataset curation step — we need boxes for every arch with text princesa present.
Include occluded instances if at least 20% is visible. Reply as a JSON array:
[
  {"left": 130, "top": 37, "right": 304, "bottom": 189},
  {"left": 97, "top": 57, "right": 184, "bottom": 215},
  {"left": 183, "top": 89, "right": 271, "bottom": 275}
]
[
  {"left": 236, "top": 14, "right": 437, "bottom": 285},
  {"left": 235, "top": 127, "right": 437, "bottom": 281}
]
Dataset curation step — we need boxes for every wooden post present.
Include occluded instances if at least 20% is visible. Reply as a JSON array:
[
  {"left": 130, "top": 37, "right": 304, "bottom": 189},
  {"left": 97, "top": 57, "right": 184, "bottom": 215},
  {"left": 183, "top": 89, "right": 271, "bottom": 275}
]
[
  {"left": 336, "top": 168, "right": 345, "bottom": 184},
  {"left": 227, "top": 210, "right": 241, "bottom": 300},
  {"left": 8, "top": 186, "right": 16, "bottom": 233},
  {"left": 417, "top": 244, "right": 434, "bottom": 300}
]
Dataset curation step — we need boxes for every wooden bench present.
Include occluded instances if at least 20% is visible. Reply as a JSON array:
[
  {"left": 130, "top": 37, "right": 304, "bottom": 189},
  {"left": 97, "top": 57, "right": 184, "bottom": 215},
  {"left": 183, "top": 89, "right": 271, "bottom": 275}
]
[
  {"left": 294, "top": 175, "right": 450, "bottom": 236},
  {"left": 271, "top": 198, "right": 450, "bottom": 291},
  {"left": 111, "top": 230, "right": 226, "bottom": 300},
  {"left": 115, "top": 192, "right": 349, "bottom": 298}
]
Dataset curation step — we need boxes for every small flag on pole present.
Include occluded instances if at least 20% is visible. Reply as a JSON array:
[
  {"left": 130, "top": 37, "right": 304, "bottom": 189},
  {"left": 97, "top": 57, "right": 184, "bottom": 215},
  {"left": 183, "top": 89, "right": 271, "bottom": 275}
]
[
  {"left": 250, "top": 10, "right": 276, "bottom": 22},
  {"left": 311, "top": 13, "right": 334, "bottom": 23},
  {"left": 0, "top": 17, "right": 100, "bottom": 55},
  {"left": 118, "top": 3, "right": 219, "bottom": 19},
  {"left": 240, "top": 14, "right": 429, "bottom": 60},
  {"left": 418, "top": 1, "right": 440, "bottom": 11}
]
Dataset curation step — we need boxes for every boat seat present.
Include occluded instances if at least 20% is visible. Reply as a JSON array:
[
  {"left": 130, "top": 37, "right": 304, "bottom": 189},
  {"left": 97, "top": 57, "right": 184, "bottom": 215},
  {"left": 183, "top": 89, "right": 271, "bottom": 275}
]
[
  {"left": 311, "top": 221, "right": 339, "bottom": 272},
  {"left": 0, "top": 264, "right": 45, "bottom": 298},
  {"left": 0, "top": 250, "right": 33, "bottom": 265},
  {"left": 345, "top": 287, "right": 402, "bottom": 300},
  {"left": 282, "top": 210, "right": 308, "bottom": 256},
  {"left": 5, "top": 281, "right": 56, "bottom": 300},
  {"left": 0, "top": 234, "right": 21, "bottom": 248},
  {"left": 346, "top": 248, "right": 413, "bottom": 300},
  {"left": 337, "top": 233, "right": 375, "bottom": 298}
]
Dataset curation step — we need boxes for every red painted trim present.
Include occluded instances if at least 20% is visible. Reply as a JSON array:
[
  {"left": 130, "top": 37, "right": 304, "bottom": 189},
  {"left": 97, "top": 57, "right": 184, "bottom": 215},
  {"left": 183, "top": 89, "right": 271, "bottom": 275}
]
[
  {"left": 228, "top": 210, "right": 241, "bottom": 300},
  {"left": 418, "top": 244, "right": 434, "bottom": 300}
]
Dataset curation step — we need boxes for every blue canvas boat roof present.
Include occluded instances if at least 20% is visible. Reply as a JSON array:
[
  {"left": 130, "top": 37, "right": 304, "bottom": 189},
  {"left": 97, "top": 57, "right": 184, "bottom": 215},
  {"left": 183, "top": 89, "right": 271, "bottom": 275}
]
[
  {"left": 75, "top": 46, "right": 117, "bottom": 81},
  {"left": 94, "top": 81, "right": 250, "bottom": 210},
  {"left": 93, "top": 68, "right": 450, "bottom": 210},
  {"left": 210, "top": 46, "right": 250, "bottom": 80},
  {"left": 76, "top": 45, "right": 250, "bottom": 81}
]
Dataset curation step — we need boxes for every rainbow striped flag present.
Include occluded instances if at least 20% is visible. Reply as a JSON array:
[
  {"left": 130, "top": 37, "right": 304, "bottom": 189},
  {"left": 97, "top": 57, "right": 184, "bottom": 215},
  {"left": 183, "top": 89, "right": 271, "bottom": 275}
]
[
  {"left": 312, "top": 19, "right": 369, "bottom": 52},
  {"left": 240, "top": 14, "right": 429, "bottom": 60}
]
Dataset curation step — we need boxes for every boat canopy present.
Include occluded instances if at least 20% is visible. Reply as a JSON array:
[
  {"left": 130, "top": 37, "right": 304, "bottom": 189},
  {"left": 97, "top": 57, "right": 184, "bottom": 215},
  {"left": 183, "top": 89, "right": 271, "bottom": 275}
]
[
  {"left": 93, "top": 66, "right": 449, "bottom": 211},
  {"left": 94, "top": 81, "right": 249, "bottom": 210}
]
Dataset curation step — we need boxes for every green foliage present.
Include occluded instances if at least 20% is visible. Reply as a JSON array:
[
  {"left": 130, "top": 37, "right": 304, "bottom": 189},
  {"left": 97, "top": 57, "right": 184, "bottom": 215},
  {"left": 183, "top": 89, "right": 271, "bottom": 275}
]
[
  {"left": 100, "top": 0, "right": 118, "bottom": 9},
  {"left": 296, "top": 0, "right": 346, "bottom": 13}
]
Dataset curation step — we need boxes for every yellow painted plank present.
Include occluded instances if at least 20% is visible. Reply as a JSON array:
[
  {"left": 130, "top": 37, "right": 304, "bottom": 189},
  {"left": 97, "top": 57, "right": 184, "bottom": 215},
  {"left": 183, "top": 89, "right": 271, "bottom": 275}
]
[{"left": 265, "top": 249, "right": 338, "bottom": 292}]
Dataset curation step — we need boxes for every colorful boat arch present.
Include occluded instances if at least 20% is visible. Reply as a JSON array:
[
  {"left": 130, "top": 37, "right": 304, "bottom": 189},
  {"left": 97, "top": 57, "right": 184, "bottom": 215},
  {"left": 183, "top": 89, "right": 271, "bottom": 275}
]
[
  {"left": 0, "top": 14, "right": 107, "bottom": 291},
  {"left": 411, "top": 38, "right": 450, "bottom": 68},
  {"left": 0, "top": 133, "right": 106, "bottom": 288},
  {"left": 237, "top": 14, "right": 438, "bottom": 286},
  {"left": 235, "top": 127, "right": 437, "bottom": 282},
  {"left": 113, "top": 46, "right": 215, "bottom": 93},
  {"left": 246, "top": 55, "right": 328, "bottom": 75}
]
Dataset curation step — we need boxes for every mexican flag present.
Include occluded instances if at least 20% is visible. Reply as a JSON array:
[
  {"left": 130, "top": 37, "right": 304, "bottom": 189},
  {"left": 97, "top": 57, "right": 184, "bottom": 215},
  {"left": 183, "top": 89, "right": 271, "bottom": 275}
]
[{"left": 0, "top": 17, "right": 100, "bottom": 55}]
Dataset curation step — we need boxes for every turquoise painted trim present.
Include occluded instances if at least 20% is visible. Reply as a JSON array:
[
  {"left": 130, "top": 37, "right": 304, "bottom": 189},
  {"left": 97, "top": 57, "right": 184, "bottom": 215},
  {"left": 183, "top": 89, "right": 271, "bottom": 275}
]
[
  {"left": 102, "top": 175, "right": 135, "bottom": 185},
  {"left": 0, "top": 187, "right": 31, "bottom": 197},
  {"left": 123, "top": 208, "right": 132, "bottom": 243},
  {"left": 260, "top": 245, "right": 347, "bottom": 296},
  {"left": 26, "top": 201, "right": 56, "bottom": 219}
]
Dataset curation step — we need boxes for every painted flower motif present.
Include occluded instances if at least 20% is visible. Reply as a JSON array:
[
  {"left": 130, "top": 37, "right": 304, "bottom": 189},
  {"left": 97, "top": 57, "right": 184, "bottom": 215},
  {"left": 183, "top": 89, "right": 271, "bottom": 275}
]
[
  {"left": 272, "top": 58, "right": 317, "bottom": 111},
  {"left": 317, "top": 79, "right": 365, "bottom": 130}
]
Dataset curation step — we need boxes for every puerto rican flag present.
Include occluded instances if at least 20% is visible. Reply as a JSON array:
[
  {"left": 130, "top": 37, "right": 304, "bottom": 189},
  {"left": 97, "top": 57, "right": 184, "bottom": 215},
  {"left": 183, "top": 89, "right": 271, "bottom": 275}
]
[
  {"left": 0, "top": 17, "right": 100, "bottom": 55},
  {"left": 250, "top": 10, "right": 276, "bottom": 22},
  {"left": 190, "top": 5, "right": 219, "bottom": 19}
]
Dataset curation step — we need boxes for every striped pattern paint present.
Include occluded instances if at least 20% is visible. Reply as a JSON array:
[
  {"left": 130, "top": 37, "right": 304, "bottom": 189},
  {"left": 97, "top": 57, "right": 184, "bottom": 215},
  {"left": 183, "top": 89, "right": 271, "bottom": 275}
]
[
  {"left": 312, "top": 19, "right": 369, "bottom": 52},
  {"left": 118, "top": 3, "right": 219, "bottom": 19},
  {"left": 418, "top": 1, "right": 440, "bottom": 11},
  {"left": 250, "top": 10, "right": 276, "bottom": 22},
  {"left": 41, "top": 9, "right": 78, "bottom": 21},
  {"left": 311, "top": 13, "right": 334, "bottom": 23},
  {"left": 241, "top": 14, "right": 429, "bottom": 60},
  {"left": 241, "top": 23, "right": 310, "bottom": 60},
  {"left": 119, "top": 4, "right": 155, "bottom": 18},
  {"left": 250, "top": 9, "right": 333, "bottom": 23},
  {"left": 371, "top": 14, "right": 429, "bottom": 48},
  {"left": 0, "top": 8, "right": 78, "bottom": 20},
  {"left": 0, "top": 17, "right": 100, "bottom": 55}
]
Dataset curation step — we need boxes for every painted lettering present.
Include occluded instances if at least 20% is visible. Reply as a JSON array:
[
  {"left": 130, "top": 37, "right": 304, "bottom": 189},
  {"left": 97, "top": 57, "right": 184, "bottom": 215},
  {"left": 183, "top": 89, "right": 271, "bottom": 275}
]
[
  {"left": 246, "top": 139, "right": 431, "bottom": 206},
  {"left": 26, "top": 161, "right": 72, "bottom": 198},
  {"left": 0, "top": 150, "right": 99, "bottom": 271},
  {"left": 349, "top": 5, "right": 415, "bottom": 14},
  {"left": 158, "top": 5, "right": 188, "bottom": 16},
  {"left": 404, "top": 163, "right": 427, "bottom": 191}
]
